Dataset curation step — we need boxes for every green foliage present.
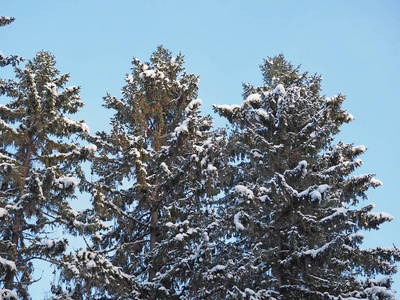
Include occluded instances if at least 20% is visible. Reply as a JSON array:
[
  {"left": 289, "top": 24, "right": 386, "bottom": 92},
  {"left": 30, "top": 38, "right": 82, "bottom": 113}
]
[
  {"left": 0, "top": 40, "right": 397, "bottom": 299},
  {"left": 0, "top": 51, "right": 91, "bottom": 298},
  {"left": 211, "top": 54, "right": 399, "bottom": 299},
  {"left": 57, "top": 46, "right": 225, "bottom": 299}
]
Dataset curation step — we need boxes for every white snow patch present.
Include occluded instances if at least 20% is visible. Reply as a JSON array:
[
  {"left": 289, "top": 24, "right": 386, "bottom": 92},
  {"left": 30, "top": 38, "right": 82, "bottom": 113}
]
[
  {"left": 44, "top": 239, "right": 60, "bottom": 248},
  {"left": 81, "top": 122, "right": 90, "bottom": 133},
  {"left": 166, "top": 222, "right": 175, "bottom": 228},
  {"left": 87, "top": 260, "right": 96, "bottom": 269},
  {"left": 214, "top": 104, "right": 241, "bottom": 112},
  {"left": 173, "top": 120, "right": 189, "bottom": 137},
  {"left": 353, "top": 145, "right": 367, "bottom": 153},
  {"left": 55, "top": 176, "right": 78, "bottom": 189},
  {"left": 139, "top": 69, "right": 165, "bottom": 80},
  {"left": 160, "top": 162, "right": 171, "bottom": 175},
  {"left": 320, "top": 207, "right": 348, "bottom": 223},
  {"left": 175, "top": 233, "right": 186, "bottom": 241},
  {"left": 61, "top": 116, "right": 90, "bottom": 133},
  {"left": 0, "top": 208, "right": 8, "bottom": 218},
  {"left": 234, "top": 185, "right": 254, "bottom": 199},
  {"left": 207, "top": 164, "right": 217, "bottom": 172},
  {"left": 370, "top": 178, "right": 383, "bottom": 187},
  {"left": 255, "top": 108, "right": 269, "bottom": 120},
  {"left": 210, "top": 265, "right": 226, "bottom": 272},
  {"left": 234, "top": 212, "right": 245, "bottom": 231},
  {"left": 185, "top": 99, "right": 202, "bottom": 113},
  {"left": 130, "top": 147, "right": 141, "bottom": 158},
  {"left": 310, "top": 190, "right": 321, "bottom": 201},
  {"left": 345, "top": 112, "right": 354, "bottom": 121},
  {"left": 125, "top": 74, "right": 134, "bottom": 83},
  {"left": 367, "top": 211, "right": 394, "bottom": 222},
  {"left": 246, "top": 93, "right": 261, "bottom": 102},
  {"left": 273, "top": 84, "right": 285, "bottom": 96},
  {"left": 355, "top": 158, "right": 363, "bottom": 166},
  {"left": 0, "top": 256, "right": 16, "bottom": 271},
  {"left": 304, "top": 237, "right": 338, "bottom": 258},
  {"left": 296, "top": 160, "right": 307, "bottom": 170},
  {"left": 310, "top": 184, "right": 330, "bottom": 201},
  {"left": 84, "top": 144, "right": 97, "bottom": 153},
  {"left": 0, "top": 289, "right": 18, "bottom": 299}
]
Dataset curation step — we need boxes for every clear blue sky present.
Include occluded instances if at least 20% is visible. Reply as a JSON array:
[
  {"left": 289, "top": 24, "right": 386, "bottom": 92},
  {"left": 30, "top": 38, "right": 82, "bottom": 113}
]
[{"left": 2, "top": 0, "right": 400, "bottom": 297}]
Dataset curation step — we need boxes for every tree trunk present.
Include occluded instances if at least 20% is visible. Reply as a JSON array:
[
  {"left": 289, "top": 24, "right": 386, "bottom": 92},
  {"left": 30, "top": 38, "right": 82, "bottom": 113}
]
[
  {"left": 4, "top": 213, "right": 20, "bottom": 290},
  {"left": 149, "top": 206, "right": 159, "bottom": 282}
]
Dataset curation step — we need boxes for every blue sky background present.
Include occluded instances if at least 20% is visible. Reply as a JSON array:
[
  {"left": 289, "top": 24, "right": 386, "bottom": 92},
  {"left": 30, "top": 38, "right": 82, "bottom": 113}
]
[{"left": 2, "top": 0, "right": 400, "bottom": 297}]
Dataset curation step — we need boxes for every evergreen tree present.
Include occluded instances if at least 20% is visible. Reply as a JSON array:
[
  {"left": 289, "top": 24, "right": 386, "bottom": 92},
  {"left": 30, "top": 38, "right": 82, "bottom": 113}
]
[
  {"left": 60, "top": 46, "right": 225, "bottom": 299},
  {"left": 0, "top": 51, "right": 92, "bottom": 299},
  {"left": 0, "top": 16, "right": 22, "bottom": 97},
  {"left": 212, "top": 54, "right": 400, "bottom": 299}
]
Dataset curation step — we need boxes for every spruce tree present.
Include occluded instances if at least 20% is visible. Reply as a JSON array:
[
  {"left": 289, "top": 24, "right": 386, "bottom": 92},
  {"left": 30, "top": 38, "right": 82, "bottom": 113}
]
[
  {"left": 212, "top": 54, "right": 400, "bottom": 299},
  {"left": 0, "top": 51, "right": 92, "bottom": 299},
  {"left": 0, "top": 16, "right": 22, "bottom": 96},
  {"left": 59, "top": 46, "right": 224, "bottom": 299}
]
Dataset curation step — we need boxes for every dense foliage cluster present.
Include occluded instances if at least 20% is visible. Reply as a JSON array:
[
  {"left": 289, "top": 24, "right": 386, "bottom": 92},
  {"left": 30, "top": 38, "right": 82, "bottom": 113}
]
[{"left": 1, "top": 16, "right": 399, "bottom": 300}]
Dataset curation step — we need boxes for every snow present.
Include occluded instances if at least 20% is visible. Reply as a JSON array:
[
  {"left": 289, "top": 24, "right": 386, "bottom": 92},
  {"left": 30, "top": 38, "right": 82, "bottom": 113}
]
[
  {"left": 125, "top": 74, "right": 134, "bottom": 83},
  {"left": 214, "top": 104, "right": 241, "bottom": 112},
  {"left": 355, "top": 158, "right": 363, "bottom": 166},
  {"left": 160, "top": 162, "right": 171, "bottom": 175},
  {"left": 173, "top": 120, "right": 189, "bottom": 137},
  {"left": 349, "top": 232, "right": 365, "bottom": 241},
  {"left": 130, "top": 147, "right": 141, "bottom": 158},
  {"left": 55, "top": 176, "right": 79, "bottom": 189},
  {"left": 345, "top": 112, "right": 355, "bottom": 121},
  {"left": 246, "top": 93, "right": 261, "bottom": 102},
  {"left": 0, "top": 256, "right": 16, "bottom": 271},
  {"left": 185, "top": 99, "right": 202, "bottom": 113},
  {"left": 310, "top": 184, "right": 330, "bottom": 202},
  {"left": 210, "top": 265, "right": 226, "bottom": 273},
  {"left": 353, "top": 145, "right": 367, "bottom": 153},
  {"left": 0, "top": 119, "right": 18, "bottom": 134},
  {"left": 0, "top": 289, "right": 18, "bottom": 300},
  {"left": 234, "top": 184, "right": 254, "bottom": 199},
  {"left": 186, "top": 228, "right": 196, "bottom": 235},
  {"left": 295, "top": 160, "right": 308, "bottom": 176},
  {"left": 139, "top": 69, "right": 165, "bottom": 80},
  {"left": 87, "top": 260, "right": 96, "bottom": 268},
  {"left": 94, "top": 233, "right": 103, "bottom": 241},
  {"left": 207, "top": 164, "right": 217, "bottom": 172},
  {"left": 64, "top": 86, "right": 78, "bottom": 93},
  {"left": 44, "top": 239, "right": 57, "bottom": 247},
  {"left": 370, "top": 178, "right": 383, "bottom": 187},
  {"left": 45, "top": 82, "right": 58, "bottom": 95},
  {"left": 0, "top": 208, "right": 8, "bottom": 218},
  {"left": 273, "top": 84, "right": 285, "bottom": 96},
  {"left": 61, "top": 116, "right": 90, "bottom": 133},
  {"left": 367, "top": 211, "right": 394, "bottom": 222},
  {"left": 352, "top": 174, "right": 382, "bottom": 187},
  {"left": 81, "top": 122, "right": 90, "bottom": 133},
  {"left": 166, "top": 222, "right": 175, "bottom": 228},
  {"left": 320, "top": 207, "right": 348, "bottom": 223},
  {"left": 84, "top": 144, "right": 97, "bottom": 153},
  {"left": 250, "top": 149, "right": 263, "bottom": 158},
  {"left": 296, "top": 160, "right": 307, "bottom": 170},
  {"left": 234, "top": 212, "right": 245, "bottom": 231},
  {"left": 304, "top": 237, "right": 338, "bottom": 258},
  {"left": 255, "top": 108, "right": 269, "bottom": 120},
  {"left": 175, "top": 233, "right": 186, "bottom": 241}
]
